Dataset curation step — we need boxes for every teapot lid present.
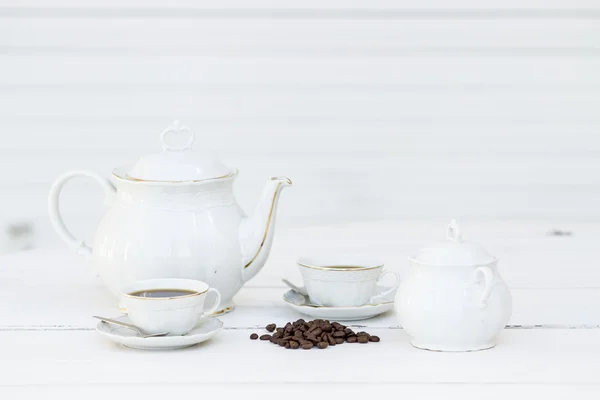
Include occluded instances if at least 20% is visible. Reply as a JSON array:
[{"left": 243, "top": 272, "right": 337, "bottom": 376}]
[
  {"left": 125, "top": 120, "right": 234, "bottom": 182},
  {"left": 409, "top": 220, "right": 496, "bottom": 266}
]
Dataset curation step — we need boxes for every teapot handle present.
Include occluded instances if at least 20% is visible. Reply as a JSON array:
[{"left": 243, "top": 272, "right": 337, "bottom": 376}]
[{"left": 48, "top": 170, "right": 116, "bottom": 259}]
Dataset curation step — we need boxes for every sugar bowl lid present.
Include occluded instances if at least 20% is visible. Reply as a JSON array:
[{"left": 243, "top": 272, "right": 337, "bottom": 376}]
[
  {"left": 125, "top": 120, "right": 234, "bottom": 182},
  {"left": 409, "top": 220, "right": 497, "bottom": 266}
]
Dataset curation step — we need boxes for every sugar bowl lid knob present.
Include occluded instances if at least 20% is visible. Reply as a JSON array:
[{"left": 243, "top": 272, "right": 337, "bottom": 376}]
[
  {"left": 446, "top": 219, "right": 463, "bottom": 243},
  {"left": 410, "top": 219, "right": 496, "bottom": 266}
]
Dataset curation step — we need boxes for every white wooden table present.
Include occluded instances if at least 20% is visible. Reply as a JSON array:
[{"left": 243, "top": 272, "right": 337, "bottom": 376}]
[{"left": 1, "top": 221, "right": 600, "bottom": 398}]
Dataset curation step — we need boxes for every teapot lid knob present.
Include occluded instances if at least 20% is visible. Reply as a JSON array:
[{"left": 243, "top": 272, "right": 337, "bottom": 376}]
[
  {"left": 160, "top": 120, "right": 195, "bottom": 151},
  {"left": 122, "top": 119, "right": 233, "bottom": 182},
  {"left": 446, "top": 219, "right": 462, "bottom": 243}
]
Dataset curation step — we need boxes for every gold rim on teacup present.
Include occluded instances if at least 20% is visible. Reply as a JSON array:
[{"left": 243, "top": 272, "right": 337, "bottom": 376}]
[
  {"left": 120, "top": 278, "right": 209, "bottom": 301},
  {"left": 296, "top": 257, "right": 384, "bottom": 272}
]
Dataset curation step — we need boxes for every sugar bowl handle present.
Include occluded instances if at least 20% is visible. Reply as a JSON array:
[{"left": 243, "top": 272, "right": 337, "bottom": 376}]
[
  {"left": 474, "top": 266, "right": 495, "bottom": 308},
  {"left": 48, "top": 170, "right": 116, "bottom": 259}
]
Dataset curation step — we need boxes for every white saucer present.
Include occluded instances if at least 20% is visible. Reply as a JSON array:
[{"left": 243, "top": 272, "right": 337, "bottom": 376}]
[
  {"left": 96, "top": 315, "right": 223, "bottom": 350},
  {"left": 282, "top": 285, "right": 396, "bottom": 321}
]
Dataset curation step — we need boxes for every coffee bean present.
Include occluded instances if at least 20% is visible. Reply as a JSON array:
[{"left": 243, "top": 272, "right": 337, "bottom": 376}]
[
  {"left": 327, "top": 333, "right": 336, "bottom": 346},
  {"left": 306, "top": 336, "right": 319, "bottom": 344},
  {"left": 254, "top": 319, "right": 377, "bottom": 350}
]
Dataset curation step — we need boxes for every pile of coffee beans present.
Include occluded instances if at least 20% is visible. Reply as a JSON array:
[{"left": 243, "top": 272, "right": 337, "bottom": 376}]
[{"left": 250, "top": 318, "right": 380, "bottom": 349}]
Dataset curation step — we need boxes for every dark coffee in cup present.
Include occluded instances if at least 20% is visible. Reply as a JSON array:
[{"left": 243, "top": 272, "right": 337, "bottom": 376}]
[{"left": 129, "top": 289, "right": 197, "bottom": 298}]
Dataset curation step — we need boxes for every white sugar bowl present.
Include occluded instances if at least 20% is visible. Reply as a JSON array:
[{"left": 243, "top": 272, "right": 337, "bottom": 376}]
[{"left": 396, "top": 220, "right": 512, "bottom": 352}]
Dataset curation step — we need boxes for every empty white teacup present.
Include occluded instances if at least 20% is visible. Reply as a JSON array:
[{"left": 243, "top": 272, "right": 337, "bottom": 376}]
[
  {"left": 120, "top": 278, "right": 221, "bottom": 336},
  {"left": 297, "top": 256, "right": 400, "bottom": 307}
]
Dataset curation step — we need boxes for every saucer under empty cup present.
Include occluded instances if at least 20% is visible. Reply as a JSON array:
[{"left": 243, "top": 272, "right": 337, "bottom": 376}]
[{"left": 282, "top": 286, "right": 395, "bottom": 321}]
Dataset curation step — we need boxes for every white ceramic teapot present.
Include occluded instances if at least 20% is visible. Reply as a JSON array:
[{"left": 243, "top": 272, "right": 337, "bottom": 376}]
[
  {"left": 48, "top": 121, "right": 291, "bottom": 314},
  {"left": 396, "top": 220, "right": 512, "bottom": 351}
]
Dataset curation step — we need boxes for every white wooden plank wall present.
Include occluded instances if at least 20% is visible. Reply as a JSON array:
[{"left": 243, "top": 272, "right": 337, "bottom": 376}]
[{"left": 0, "top": 0, "right": 599, "bottom": 247}]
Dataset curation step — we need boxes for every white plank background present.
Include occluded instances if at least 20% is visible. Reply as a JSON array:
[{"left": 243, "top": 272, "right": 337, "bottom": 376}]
[
  {"left": 1, "top": 1, "right": 600, "bottom": 396},
  {"left": 1, "top": 0, "right": 599, "bottom": 251}
]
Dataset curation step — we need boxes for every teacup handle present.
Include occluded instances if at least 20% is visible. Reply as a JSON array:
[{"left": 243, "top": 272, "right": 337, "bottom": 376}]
[
  {"left": 369, "top": 270, "right": 400, "bottom": 304},
  {"left": 200, "top": 288, "right": 222, "bottom": 316}
]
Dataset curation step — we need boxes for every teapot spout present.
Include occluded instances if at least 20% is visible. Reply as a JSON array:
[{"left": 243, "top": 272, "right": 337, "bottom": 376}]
[{"left": 240, "top": 176, "right": 292, "bottom": 283}]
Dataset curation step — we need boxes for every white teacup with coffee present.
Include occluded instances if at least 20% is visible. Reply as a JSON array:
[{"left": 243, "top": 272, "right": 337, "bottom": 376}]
[
  {"left": 297, "top": 256, "right": 400, "bottom": 307},
  {"left": 120, "top": 278, "right": 221, "bottom": 336}
]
